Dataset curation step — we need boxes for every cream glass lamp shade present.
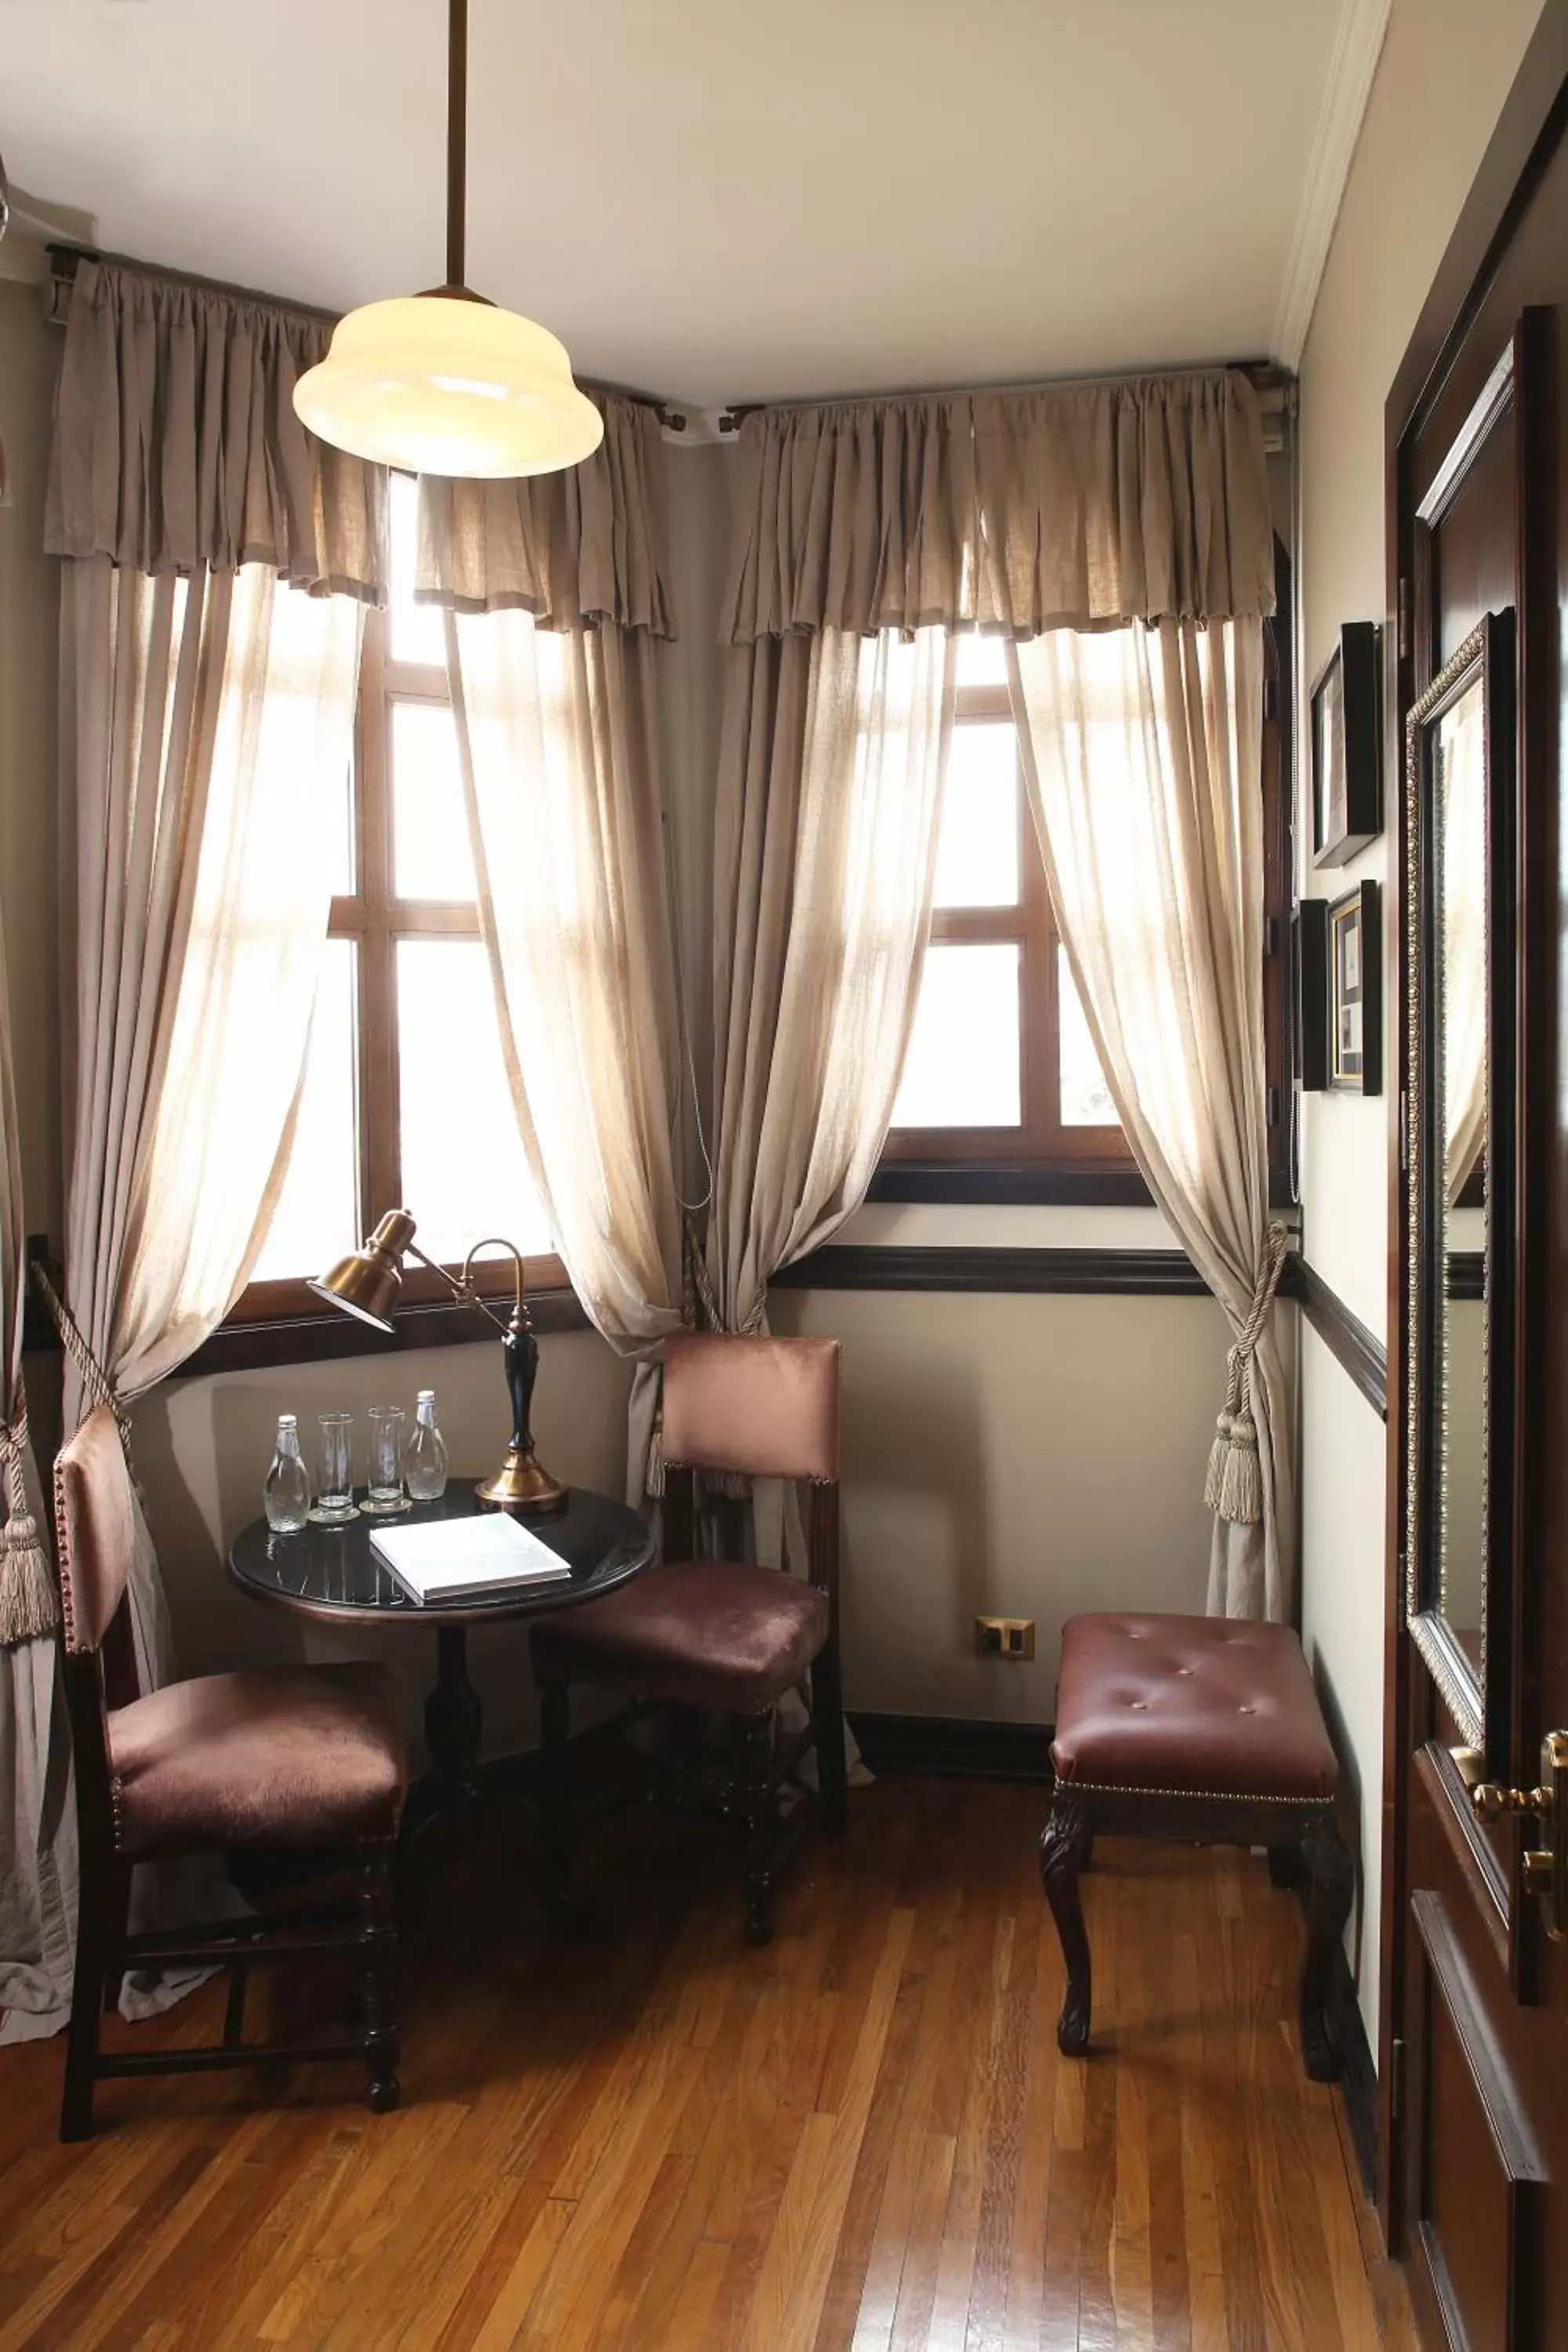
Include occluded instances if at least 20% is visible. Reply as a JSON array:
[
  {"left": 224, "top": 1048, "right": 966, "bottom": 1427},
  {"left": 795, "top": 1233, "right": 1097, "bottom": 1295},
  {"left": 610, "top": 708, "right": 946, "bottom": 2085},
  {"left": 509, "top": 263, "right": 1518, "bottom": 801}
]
[{"left": 293, "top": 296, "right": 604, "bottom": 479}]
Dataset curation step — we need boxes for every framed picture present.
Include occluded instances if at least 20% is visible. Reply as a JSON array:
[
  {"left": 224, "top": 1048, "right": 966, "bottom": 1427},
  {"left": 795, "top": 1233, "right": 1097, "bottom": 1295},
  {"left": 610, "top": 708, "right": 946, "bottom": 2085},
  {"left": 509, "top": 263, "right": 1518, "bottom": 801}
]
[
  {"left": 1312, "top": 622, "right": 1381, "bottom": 866},
  {"left": 1328, "top": 880, "right": 1381, "bottom": 1094},
  {"left": 1293, "top": 899, "right": 1330, "bottom": 1091}
]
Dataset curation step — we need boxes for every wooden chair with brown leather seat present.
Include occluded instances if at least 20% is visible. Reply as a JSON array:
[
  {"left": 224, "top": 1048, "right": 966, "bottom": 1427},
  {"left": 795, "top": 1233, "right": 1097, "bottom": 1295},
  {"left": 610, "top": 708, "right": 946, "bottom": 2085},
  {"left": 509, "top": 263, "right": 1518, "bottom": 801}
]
[
  {"left": 530, "top": 1332, "right": 846, "bottom": 1944},
  {"left": 53, "top": 1405, "right": 409, "bottom": 2140}
]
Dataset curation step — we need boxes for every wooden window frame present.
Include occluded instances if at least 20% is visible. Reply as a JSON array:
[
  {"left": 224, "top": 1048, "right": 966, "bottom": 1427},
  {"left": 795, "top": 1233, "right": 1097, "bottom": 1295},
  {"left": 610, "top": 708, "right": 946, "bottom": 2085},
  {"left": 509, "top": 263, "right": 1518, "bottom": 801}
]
[
  {"left": 881, "top": 675, "right": 1131, "bottom": 1174},
  {"left": 879, "top": 579, "right": 1294, "bottom": 1207},
  {"left": 223, "top": 602, "right": 571, "bottom": 1345}
]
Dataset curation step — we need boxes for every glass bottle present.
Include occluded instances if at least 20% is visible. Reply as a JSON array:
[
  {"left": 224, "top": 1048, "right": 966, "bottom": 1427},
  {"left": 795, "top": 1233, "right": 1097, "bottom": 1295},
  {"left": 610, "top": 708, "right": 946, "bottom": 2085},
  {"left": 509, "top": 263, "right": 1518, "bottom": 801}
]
[
  {"left": 404, "top": 1389, "right": 449, "bottom": 1502},
  {"left": 263, "top": 1414, "right": 311, "bottom": 1534}
]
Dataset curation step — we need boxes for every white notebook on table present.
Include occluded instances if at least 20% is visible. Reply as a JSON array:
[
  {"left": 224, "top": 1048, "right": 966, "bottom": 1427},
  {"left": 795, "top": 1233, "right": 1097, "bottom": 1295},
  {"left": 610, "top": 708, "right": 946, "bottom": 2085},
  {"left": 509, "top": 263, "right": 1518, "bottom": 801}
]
[{"left": 368, "top": 1511, "right": 574, "bottom": 1605}]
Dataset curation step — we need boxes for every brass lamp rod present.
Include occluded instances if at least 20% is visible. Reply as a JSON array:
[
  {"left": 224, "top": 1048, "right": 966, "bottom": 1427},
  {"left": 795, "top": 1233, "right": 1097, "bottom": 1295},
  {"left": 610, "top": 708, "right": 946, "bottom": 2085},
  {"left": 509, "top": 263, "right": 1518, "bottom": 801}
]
[
  {"left": 445, "top": 0, "right": 466, "bottom": 291},
  {"left": 404, "top": 1235, "right": 527, "bottom": 1332}
]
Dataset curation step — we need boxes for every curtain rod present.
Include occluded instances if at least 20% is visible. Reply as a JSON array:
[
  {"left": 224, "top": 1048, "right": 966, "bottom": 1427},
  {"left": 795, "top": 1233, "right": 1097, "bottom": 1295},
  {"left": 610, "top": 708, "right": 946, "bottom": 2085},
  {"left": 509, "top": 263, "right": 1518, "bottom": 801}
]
[
  {"left": 42, "top": 243, "right": 680, "bottom": 429},
  {"left": 712, "top": 358, "right": 1295, "bottom": 435},
  {"left": 42, "top": 244, "right": 1290, "bottom": 443}
]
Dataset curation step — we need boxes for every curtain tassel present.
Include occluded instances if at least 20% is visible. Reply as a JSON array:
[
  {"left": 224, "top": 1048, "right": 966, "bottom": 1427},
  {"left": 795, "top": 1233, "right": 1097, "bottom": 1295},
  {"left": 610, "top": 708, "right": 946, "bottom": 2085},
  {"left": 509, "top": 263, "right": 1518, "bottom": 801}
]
[
  {"left": 1216, "top": 1407, "right": 1262, "bottom": 1526},
  {"left": 644, "top": 1415, "right": 666, "bottom": 1501},
  {"left": 1203, "top": 1406, "right": 1235, "bottom": 1514},
  {"left": 0, "top": 1394, "right": 56, "bottom": 1646}
]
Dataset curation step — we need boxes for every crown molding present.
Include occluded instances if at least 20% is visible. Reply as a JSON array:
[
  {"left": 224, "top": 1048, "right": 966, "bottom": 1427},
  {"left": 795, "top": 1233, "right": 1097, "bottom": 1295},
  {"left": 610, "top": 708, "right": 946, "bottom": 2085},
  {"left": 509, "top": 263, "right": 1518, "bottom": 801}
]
[{"left": 1272, "top": 0, "right": 1394, "bottom": 369}]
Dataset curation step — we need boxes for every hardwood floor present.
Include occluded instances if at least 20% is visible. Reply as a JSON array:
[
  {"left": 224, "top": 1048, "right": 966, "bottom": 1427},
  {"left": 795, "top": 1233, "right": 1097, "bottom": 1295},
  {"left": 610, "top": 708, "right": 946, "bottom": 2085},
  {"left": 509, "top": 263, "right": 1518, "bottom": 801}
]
[{"left": 0, "top": 1780, "right": 1417, "bottom": 2350}]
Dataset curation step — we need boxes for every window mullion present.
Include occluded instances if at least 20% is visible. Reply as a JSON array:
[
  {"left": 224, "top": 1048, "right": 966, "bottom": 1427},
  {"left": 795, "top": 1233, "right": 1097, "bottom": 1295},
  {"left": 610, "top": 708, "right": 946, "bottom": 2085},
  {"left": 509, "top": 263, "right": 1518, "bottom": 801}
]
[
  {"left": 1018, "top": 737, "right": 1060, "bottom": 1156},
  {"left": 358, "top": 613, "right": 402, "bottom": 1225}
]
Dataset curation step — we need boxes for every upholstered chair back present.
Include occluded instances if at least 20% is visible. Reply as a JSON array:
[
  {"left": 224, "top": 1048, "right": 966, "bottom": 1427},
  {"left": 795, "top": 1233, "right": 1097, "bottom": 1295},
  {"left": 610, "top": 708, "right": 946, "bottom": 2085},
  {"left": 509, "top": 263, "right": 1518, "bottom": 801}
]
[
  {"left": 661, "top": 1334, "right": 840, "bottom": 1485},
  {"left": 53, "top": 1406, "right": 137, "bottom": 1657}
]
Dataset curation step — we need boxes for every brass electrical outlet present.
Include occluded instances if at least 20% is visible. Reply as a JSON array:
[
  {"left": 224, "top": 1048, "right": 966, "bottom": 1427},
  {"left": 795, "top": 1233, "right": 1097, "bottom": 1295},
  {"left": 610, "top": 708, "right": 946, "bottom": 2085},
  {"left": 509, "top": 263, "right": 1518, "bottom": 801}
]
[{"left": 975, "top": 1616, "right": 1036, "bottom": 1661}]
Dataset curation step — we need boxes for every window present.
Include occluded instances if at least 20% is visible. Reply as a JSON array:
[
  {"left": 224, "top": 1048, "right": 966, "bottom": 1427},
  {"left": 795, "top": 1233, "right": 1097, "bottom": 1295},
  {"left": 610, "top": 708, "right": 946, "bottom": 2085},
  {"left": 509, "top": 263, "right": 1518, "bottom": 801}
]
[
  {"left": 883, "top": 615, "right": 1290, "bottom": 1194},
  {"left": 236, "top": 473, "right": 561, "bottom": 1323},
  {"left": 884, "top": 633, "right": 1128, "bottom": 1171}
]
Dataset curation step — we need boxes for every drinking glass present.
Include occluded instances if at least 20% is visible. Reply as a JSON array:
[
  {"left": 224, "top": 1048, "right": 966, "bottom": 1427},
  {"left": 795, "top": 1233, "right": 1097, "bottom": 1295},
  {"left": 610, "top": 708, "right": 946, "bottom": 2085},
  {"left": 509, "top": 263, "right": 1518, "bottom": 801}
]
[
  {"left": 310, "top": 1411, "right": 358, "bottom": 1524},
  {"left": 365, "top": 1405, "right": 409, "bottom": 1515}
]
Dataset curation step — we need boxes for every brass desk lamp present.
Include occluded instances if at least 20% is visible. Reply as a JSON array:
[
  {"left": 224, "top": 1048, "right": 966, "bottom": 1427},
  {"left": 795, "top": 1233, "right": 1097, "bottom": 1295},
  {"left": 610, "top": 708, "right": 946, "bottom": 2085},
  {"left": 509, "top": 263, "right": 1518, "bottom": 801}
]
[{"left": 310, "top": 1210, "right": 565, "bottom": 1513}]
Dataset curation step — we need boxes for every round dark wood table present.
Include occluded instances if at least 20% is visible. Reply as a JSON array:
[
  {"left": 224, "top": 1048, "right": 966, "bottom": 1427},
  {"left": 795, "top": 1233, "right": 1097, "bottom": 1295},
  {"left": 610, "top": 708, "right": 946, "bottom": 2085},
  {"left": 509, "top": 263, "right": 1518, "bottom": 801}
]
[{"left": 227, "top": 1483, "right": 653, "bottom": 1829}]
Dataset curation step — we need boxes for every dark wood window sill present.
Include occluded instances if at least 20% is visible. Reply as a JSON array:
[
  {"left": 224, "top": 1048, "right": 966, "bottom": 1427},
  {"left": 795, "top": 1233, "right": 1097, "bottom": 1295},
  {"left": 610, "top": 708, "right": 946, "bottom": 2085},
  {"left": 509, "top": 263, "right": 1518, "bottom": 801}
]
[
  {"left": 866, "top": 1161, "right": 1154, "bottom": 1207},
  {"left": 864, "top": 1161, "right": 1300, "bottom": 1211}
]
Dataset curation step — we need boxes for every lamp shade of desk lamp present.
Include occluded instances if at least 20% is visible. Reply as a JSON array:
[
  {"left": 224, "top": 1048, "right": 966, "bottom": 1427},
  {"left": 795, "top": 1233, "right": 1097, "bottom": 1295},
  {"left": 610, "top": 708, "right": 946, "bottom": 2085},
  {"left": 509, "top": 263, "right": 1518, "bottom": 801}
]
[{"left": 310, "top": 1210, "right": 565, "bottom": 1513}]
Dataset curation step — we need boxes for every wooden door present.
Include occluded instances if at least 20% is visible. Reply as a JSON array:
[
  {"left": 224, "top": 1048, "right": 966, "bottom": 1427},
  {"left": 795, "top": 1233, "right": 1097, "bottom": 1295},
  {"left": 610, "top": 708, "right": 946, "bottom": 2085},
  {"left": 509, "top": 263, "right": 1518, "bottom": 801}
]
[{"left": 1384, "top": 16, "right": 1568, "bottom": 2349}]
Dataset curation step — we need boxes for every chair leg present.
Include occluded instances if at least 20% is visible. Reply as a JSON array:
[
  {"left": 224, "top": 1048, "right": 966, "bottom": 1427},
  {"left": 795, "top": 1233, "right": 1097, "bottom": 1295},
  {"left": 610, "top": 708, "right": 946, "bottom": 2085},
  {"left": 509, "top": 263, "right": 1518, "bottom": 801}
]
[
  {"left": 738, "top": 1711, "right": 776, "bottom": 1947},
  {"left": 812, "top": 1639, "right": 848, "bottom": 1836},
  {"left": 222, "top": 1961, "right": 249, "bottom": 2050},
  {"left": 61, "top": 1857, "right": 129, "bottom": 2143},
  {"left": 357, "top": 1847, "right": 401, "bottom": 2115},
  {"left": 1040, "top": 1789, "right": 1093, "bottom": 2056},
  {"left": 1298, "top": 1813, "right": 1354, "bottom": 2083}
]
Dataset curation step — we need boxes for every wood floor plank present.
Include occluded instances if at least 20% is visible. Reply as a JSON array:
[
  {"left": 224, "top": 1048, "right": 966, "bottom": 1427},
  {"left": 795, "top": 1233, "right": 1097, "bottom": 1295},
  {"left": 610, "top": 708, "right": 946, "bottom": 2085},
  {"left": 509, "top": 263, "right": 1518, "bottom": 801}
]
[{"left": 0, "top": 1789, "right": 1417, "bottom": 2352}]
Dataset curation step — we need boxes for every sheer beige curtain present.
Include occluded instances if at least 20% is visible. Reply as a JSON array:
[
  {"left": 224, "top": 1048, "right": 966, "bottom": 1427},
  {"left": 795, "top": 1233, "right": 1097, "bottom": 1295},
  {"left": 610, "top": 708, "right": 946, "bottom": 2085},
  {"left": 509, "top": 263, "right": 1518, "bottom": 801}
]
[
  {"left": 971, "top": 368, "right": 1286, "bottom": 1615},
  {"left": 60, "top": 559, "right": 363, "bottom": 1420},
  {"left": 1009, "top": 617, "right": 1289, "bottom": 1618},
  {"left": 709, "top": 624, "right": 954, "bottom": 1334},
  {"left": 0, "top": 875, "right": 76, "bottom": 2042},
  {"left": 420, "top": 395, "right": 684, "bottom": 1497},
  {"left": 709, "top": 401, "right": 963, "bottom": 1341},
  {"left": 714, "top": 374, "right": 1284, "bottom": 1615},
  {"left": 1440, "top": 689, "right": 1487, "bottom": 1207},
  {"left": 20, "top": 257, "right": 384, "bottom": 2029}
]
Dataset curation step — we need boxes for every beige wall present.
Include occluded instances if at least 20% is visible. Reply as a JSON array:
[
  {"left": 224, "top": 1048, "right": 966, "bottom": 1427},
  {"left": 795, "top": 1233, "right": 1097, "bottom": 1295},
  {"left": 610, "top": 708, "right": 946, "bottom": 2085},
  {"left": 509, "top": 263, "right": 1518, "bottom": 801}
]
[
  {"left": 1295, "top": 0, "right": 1544, "bottom": 2049},
  {"left": 771, "top": 1276, "right": 1235, "bottom": 1722}
]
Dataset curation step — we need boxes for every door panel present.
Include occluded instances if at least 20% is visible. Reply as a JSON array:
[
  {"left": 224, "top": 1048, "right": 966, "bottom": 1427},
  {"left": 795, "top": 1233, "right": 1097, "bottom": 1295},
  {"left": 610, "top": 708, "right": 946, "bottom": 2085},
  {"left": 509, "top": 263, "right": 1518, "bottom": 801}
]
[{"left": 1385, "top": 29, "right": 1568, "bottom": 2352}]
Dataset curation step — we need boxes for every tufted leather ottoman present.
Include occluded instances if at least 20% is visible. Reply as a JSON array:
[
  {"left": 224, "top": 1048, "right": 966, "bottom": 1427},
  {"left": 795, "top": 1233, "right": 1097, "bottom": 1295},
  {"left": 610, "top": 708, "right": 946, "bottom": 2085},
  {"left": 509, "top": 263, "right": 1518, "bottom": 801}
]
[{"left": 1040, "top": 1612, "right": 1352, "bottom": 2082}]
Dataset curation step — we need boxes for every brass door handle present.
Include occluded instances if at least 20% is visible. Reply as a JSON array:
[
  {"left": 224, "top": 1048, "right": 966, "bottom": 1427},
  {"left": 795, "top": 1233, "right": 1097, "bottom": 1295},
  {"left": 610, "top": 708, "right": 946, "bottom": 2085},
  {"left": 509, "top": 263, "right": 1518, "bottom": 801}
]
[{"left": 1472, "top": 1733, "right": 1568, "bottom": 1941}]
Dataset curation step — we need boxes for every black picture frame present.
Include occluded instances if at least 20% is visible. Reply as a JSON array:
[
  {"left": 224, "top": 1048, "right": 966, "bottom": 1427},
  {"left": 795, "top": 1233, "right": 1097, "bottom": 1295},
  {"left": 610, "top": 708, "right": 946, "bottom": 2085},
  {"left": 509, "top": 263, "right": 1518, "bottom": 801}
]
[
  {"left": 1294, "top": 900, "right": 1330, "bottom": 1091},
  {"left": 1328, "top": 880, "right": 1381, "bottom": 1095},
  {"left": 1312, "top": 622, "right": 1381, "bottom": 866}
]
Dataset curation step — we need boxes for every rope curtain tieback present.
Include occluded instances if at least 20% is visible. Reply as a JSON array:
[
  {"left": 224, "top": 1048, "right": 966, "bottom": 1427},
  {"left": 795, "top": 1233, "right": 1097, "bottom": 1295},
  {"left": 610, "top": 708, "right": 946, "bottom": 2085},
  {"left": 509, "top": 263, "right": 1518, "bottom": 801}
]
[
  {"left": 644, "top": 1212, "right": 717, "bottom": 1501},
  {"left": 0, "top": 1386, "right": 55, "bottom": 1645},
  {"left": 30, "top": 1258, "right": 151, "bottom": 1523},
  {"left": 1203, "top": 1221, "right": 1290, "bottom": 1529}
]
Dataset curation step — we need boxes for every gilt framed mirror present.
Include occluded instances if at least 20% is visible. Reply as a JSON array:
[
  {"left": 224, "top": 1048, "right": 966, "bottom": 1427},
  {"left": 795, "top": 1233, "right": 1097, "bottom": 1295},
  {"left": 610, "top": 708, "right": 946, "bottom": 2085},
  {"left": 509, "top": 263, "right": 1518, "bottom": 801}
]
[{"left": 1403, "top": 608, "right": 1515, "bottom": 1755}]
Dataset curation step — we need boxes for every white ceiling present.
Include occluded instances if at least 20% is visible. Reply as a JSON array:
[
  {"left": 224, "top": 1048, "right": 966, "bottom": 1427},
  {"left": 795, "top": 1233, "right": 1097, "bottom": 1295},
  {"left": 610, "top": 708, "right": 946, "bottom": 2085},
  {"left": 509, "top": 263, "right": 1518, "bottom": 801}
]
[{"left": 2, "top": 0, "right": 1380, "bottom": 407}]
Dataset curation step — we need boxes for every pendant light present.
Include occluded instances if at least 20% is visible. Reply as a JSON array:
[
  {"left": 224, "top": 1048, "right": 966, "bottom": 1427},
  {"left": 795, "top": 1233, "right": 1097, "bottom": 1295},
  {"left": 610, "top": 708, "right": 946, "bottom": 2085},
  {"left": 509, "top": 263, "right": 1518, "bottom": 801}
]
[{"left": 294, "top": 0, "right": 602, "bottom": 479}]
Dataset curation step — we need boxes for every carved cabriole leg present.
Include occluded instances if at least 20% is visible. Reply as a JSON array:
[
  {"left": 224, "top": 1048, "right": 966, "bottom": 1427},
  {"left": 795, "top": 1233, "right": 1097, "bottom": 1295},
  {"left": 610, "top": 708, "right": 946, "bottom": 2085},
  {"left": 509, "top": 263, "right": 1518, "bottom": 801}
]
[
  {"left": 738, "top": 1711, "right": 776, "bottom": 1946},
  {"left": 1298, "top": 1812, "right": 1354, "bottom": 2083},
  {"left": 1040, "top": 1788, "right": 1094, "bottom": 2056},
  {"left": 358, "top": 1846, "right": 401, "bottom": 2115}
]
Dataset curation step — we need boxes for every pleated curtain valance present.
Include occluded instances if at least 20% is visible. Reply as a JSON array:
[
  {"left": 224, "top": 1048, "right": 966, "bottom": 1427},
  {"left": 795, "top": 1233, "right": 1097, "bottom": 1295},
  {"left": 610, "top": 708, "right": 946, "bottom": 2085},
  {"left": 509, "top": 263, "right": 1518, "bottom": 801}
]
[
  {"left": 416, "top": 391, "right": 676, "bottom": 637},
  {"left": 44, "top": 259, "right": 389, "bottom": 601},
  {"left": 721, "top": 368, "right": 1276, "bottom": 643}
]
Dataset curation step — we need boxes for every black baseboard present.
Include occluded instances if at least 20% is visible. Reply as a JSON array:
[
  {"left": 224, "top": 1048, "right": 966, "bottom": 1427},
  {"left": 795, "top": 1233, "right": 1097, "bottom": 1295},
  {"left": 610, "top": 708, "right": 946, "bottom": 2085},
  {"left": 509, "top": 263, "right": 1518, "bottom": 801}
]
[
  {"left": 1329, "top": 1940, "right": 1380, "bottom": 2200},
  {"left": 848, "top": 1711, "right": 1053, "bottom": 1784}
]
